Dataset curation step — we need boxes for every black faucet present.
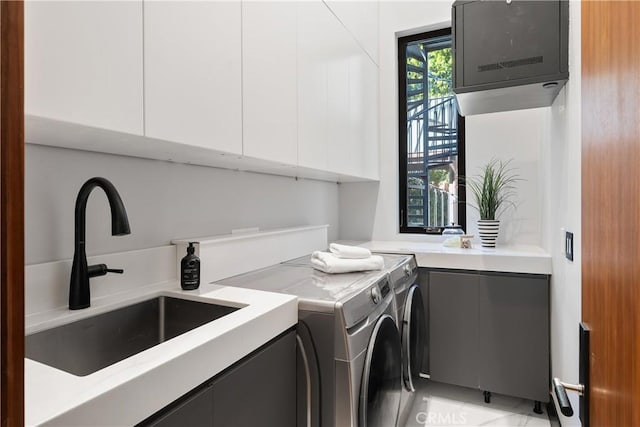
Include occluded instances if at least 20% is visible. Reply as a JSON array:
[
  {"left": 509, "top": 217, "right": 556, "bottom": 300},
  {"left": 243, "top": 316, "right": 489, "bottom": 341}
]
[{"left": 69, "top": 177, "right": 131, "bottom": 310}]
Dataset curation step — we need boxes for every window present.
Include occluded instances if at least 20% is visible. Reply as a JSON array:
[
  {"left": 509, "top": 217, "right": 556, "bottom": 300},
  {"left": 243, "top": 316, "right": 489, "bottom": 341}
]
[{"left": 398, "top": 28, "right": 465, "bottom": 234}]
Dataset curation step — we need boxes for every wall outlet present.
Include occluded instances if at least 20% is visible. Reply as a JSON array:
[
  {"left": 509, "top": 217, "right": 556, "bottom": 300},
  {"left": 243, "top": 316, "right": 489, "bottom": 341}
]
[{"left": 565, "top": 231, "right": 574, "bottom": 261}]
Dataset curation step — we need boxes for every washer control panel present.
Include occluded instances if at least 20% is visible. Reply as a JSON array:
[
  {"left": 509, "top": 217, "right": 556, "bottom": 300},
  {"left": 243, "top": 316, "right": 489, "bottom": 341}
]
[
  {"left": 380, "top": 279, "right": 391, "bottom": 297},
  {"left": 341, "top": 276, "right": 393, "bottom": 328}
]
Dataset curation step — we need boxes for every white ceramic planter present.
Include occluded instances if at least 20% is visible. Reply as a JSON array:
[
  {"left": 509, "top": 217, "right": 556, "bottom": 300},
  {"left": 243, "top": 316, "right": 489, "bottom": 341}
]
[{"left": 478, "top": 219, "right": 500, "bottom": 248}]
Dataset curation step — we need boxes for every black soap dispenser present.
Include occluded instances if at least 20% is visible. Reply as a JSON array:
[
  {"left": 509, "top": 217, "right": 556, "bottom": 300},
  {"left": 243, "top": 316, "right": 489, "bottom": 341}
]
[{"left": 181, "top": 242, "right": 200, "bottom": 290}]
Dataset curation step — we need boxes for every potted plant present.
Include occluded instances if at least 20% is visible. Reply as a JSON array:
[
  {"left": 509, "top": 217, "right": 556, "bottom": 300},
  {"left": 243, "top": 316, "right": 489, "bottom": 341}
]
[{"left": 466, "top": 159, "right": 519, "bottom": 248}]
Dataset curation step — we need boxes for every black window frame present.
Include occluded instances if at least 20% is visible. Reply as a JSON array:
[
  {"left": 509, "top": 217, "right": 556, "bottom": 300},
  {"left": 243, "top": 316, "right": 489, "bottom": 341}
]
[{"left": 398, "top": 28, "right": 466, "bottom": 235}]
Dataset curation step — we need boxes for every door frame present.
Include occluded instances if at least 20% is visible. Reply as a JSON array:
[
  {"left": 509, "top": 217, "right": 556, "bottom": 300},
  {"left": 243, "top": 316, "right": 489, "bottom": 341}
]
[{"left": 0, "top": 1, "right": 25, "bottom": 425}]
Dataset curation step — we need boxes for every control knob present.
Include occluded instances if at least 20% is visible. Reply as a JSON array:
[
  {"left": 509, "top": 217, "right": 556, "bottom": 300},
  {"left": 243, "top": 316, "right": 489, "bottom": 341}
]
[
  {"left": 404, "top": 264, "right": 413, "bottom": 276},
  {"left": 371, "top": 287, "right": 381, "bottom": 304}
]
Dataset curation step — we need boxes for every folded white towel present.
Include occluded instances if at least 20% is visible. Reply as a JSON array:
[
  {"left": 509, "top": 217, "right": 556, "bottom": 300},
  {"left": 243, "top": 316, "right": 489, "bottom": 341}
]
[
  {"left": 329, "top": 243, "right": 372, "bottom": 259},
  {"left": 311, "top": 251, "right": 384, "bottom": 274}
]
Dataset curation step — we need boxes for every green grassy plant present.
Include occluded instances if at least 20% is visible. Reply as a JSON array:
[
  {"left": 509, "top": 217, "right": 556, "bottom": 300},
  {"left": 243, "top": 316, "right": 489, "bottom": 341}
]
[{"left": 465, "top": 159, "right": 520, "bottom": 220}]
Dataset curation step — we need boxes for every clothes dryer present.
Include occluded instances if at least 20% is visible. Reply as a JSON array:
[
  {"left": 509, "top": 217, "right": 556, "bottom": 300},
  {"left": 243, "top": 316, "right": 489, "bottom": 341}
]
[{"left": 218, "top": 263, "right": 402, "bottom": 427}]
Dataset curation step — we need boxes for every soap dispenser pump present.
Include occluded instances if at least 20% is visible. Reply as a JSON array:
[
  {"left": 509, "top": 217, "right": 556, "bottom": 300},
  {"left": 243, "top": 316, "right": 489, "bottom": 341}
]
[{"left": 181, "top": 242, "right": 200, "bottom": 290}]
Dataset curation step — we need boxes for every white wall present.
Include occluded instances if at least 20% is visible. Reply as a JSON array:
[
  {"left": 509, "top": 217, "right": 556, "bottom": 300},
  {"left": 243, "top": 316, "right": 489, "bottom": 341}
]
[
  {"left": 465, "top": 109, "right": 546, "bottom": 245},
  {"left": 26, "top": 144, "right": 339, "bottom": 264},
  {"left": 543, "top": 0, "right": 582, "bottom": 386},
  {"left": 339, "top": 0, "right": 547, "bottom": 246}
]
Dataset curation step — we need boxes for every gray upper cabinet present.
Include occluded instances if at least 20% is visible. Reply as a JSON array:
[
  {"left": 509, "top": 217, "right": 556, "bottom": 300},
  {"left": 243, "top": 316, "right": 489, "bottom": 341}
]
[{"left": 452, "top": 0, "right": 569, "bottom": 115}]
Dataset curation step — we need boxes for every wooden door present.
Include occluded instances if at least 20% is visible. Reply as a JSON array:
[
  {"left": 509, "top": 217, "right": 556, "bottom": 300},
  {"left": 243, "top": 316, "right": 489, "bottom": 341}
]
[
  {"left": 582, "top": 2, "right": 640, "bottom": 426},
  {"left": 0, "top": 1, "right": 25, "bottom": 425}
]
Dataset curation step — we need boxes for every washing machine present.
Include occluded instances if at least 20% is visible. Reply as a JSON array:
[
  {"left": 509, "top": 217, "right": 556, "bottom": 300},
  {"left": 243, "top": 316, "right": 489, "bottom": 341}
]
[
  {"left": 283, "top": 252, "right": 426, "bottom": 427},
  {"left": 375, "top": 253, "right": 426, "bottom": 427},
  {"left": 217, "top": 262, "right": 402, "bottom": 427}
]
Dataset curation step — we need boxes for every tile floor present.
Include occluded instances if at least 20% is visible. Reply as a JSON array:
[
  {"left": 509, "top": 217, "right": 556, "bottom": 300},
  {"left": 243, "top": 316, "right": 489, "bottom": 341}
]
[{"left": 403, "top": 381, "right": 551, "bottom": 427}]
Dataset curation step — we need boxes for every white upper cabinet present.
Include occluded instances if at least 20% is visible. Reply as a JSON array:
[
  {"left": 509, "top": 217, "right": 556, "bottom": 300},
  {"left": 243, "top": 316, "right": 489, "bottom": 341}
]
[
  {"left": 298, "top": 0, "right": 379, "bottom": 179},
  {"left": 25, "top": 1, "right": 144, "bottom": 135},
  {"left": 345, "top": 43, "right": 379, "bottom": 180},
  {"left": 348, "top": 52, "right": 366, "bottom": 178},
  {"left": 144, "top": 1, "right": 242, "bottom": 154},
  {"left": 242, "top": 2, "right": 297, "bottom": 165},
  {"left": 326, "top": 18, "right": 357, "bottom": 176},
  {"left": 360, "top": 55, "right": 380, "bottom": 180},
  {"left": 324, "top": 1, "right": 379, "bottom": 64},
  {"left": 326, "top": 13, "right": 379, "bottom": 179},
  {"left": 25, "top": 1, "right": 378, "bottom": 182},
  {"left": 297, "top": 1, "right": 331, "bottom": 171}
]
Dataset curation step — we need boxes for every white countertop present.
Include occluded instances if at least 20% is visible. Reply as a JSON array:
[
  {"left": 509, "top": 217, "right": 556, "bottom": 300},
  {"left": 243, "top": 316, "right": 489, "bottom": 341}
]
[
  {"left": 25, "top": 281, "right": 298, "bottom": 426},
  {"left": 24, "top": 234, "right": 550, "bottom": 425},
  {"left": 357, "top": 241, "right": 552, "bottom": 275}
]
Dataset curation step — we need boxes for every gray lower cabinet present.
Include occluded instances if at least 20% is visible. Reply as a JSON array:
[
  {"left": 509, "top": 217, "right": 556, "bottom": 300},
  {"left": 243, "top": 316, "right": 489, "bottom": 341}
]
[
  {"left": 425, "top": 270, "right": 549, "bottom": 402},
  {"left": 211, "top": 330, "right": 296, "bottom": 426},
  {"left": 478, "top": 274, "right": 549, "bottom": 402},
  {"left": 143, "top": 384, "right": 214, "bottom": 427},
  {"left": 428, "top": 271, "right": 479, "bottom": 389},
  {"left": 139, "top": 330, "right": 296, "bottom": 427}
]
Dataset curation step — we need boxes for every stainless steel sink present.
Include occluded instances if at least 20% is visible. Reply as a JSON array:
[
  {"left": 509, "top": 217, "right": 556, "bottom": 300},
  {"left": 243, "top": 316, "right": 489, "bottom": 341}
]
[{"left": 26, "top": 296, "right": 239, "bottom": 376}]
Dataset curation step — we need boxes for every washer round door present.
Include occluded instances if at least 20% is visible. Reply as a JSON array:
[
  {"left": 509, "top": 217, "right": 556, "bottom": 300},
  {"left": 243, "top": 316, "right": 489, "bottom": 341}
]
[
  {"left": 402, "top": 284, "right": 426, "bottom": 392},
  {"left": 359, "top": 314, "right": 402, "bottom": 427}
]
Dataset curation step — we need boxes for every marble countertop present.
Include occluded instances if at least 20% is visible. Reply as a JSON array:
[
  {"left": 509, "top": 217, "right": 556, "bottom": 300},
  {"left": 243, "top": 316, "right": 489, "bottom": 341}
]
[
  {"left": 355, "top": 241, "right": 552, "bottom": 275},
  {"left": 25, "top": 281, "right": 297, "bottom": 426}
]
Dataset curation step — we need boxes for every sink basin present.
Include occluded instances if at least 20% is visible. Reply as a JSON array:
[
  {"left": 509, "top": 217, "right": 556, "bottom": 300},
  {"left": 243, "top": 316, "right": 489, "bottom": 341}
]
[{"left": 26, "top": 296, "right": 239, "bottom": 376}]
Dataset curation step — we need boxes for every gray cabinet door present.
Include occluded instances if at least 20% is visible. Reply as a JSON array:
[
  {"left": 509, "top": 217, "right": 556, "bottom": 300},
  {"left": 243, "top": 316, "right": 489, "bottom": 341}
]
[
  {"left": 454, "top": 0, "right": 568, "bottom": 90},
  {"left": 478, "top": 274, "right": 549, "bottom": 402},
  {"left": 212, "top": 331, "right": 297, "bottom": 427},
  {"left": 139, "top": 330, "right": 296, "bottom": 427},
  {"left": 144, "top": 384, "right": 214, "bottom": 427},
  {"left": 428, "top": 271, "right": 479, "bottom": 388}
]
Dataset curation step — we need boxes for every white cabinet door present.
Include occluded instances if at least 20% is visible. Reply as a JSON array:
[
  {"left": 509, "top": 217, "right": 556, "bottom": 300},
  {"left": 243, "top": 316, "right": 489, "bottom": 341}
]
[
  {"left": 297, "top": 1, "right": 330, "bottom": 171},
  {"left": 25, "top": 1, "right": 144, "bottom": 135},
  {"left": 347, "top": 50, "right": 366, "bottom": 178},
  {"left": 242, "top": 2, "right": 297, "bottom": 165},
  {"left": 327, "top": 19, "right": 357, "bottom": 176},
  {"left": 354, "top": 54, "right": 379, "bottom": 180},
  {"left": 324, "top": 1, "right": 379, "bottom": 64},
  {"left": 298, "top": 1, "right": 378, "bottom": 179},
  {"left": 144, "top": 1, "right": 242, "bottom": 154},
  {"left": 298, "top": 1, "right": 356, "bottom": 176}
]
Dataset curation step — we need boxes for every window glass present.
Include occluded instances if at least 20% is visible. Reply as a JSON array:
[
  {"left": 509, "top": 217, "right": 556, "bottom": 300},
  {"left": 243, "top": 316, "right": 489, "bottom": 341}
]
[{"left": 399, "top": 29, "right": 465, "bottom": 233}]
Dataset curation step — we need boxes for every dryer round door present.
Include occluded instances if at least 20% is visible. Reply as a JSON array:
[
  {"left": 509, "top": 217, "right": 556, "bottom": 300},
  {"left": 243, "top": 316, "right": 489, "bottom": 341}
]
[
  {"left": 402, "top": 284, "right": 426, "bottom": 392},
  {"left": 359, "top": 314, "right": 402, "bottom": 427}
]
